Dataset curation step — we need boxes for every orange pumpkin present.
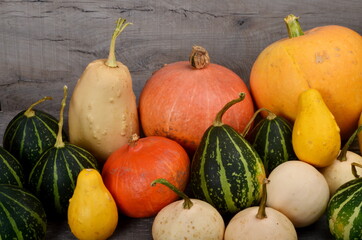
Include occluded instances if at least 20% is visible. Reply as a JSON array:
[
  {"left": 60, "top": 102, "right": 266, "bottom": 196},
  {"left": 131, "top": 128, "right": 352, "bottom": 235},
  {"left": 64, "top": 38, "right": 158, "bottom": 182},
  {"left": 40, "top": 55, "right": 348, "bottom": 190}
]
[
  {"left": 139, "top": 46, "right": 254, "bottom": 154},
  {"left": 250, "top": 14, "right": 362, "bottom": 139},
  {"left": 101, "top": 134, "right": 190, "bottom": 218}
]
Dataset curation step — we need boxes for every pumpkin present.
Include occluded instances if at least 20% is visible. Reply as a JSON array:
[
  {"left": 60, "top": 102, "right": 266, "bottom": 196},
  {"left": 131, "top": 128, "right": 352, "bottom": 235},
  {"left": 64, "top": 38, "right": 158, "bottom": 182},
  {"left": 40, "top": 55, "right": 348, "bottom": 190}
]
[
  {"left": 68, "top": 18, "right": 139, "bottom": 164},
  {"left": 139, "top": 45, "right": 254, "bottom": 154},
  {"left": 250, "top": 14, "right": 362, "bottom": 139},
  {"left": 102, "top": 134, "right": 190, "bottom": 218}
]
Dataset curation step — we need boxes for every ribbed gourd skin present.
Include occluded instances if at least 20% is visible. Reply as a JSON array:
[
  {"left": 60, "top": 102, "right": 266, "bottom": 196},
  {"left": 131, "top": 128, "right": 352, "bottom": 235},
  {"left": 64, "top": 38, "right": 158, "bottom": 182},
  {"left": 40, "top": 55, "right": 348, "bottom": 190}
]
[
  {"left": 190, "top": 124, "right": 265, "bottom": 216},
  {"left": 28, "top": 143, "right": 98, "bottom": 218},
  {"left": 3, "top": 109, "right": 67, "bottom": 173},
  {"left": 247, "top": 116, "right": 295, "bottom": 175},
  {"left": 0, "top": 184, "right": 47, "bottom": 240},
  {"left": 0, "top": 146, "right": 24, "bottom": 187},
  {"left": 327, "top": 178, "right": 362, "bottom": 240}
]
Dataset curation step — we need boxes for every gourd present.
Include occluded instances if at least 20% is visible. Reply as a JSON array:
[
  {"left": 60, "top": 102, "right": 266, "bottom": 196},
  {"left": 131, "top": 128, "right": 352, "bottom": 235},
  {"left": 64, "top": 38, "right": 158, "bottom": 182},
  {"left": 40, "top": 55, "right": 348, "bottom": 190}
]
[
  {"left": 28, "top": 86, "right": 98, "bottom": 218},
  {"left": 102, "top": 134, "right": 190, "bottom": 218},
  {"left": 0, "top": 184, "right": 47, "bottom": 240},
  {"left": 0, "top": 146, "right": 24, "bottom": 187},
  {"left": 250, "top": 14, "right": 362, "bottom": 140},
  {"left": 245, "top": 108, "right": 295, "bottom": 175},
  {"left": 190, "top": 93, "right": 266, "bottom": 216},
  {"left": 224, "top": 179, "right": 297, "bottom": 240},
  {"left": 320, "top": 125, "right": 362, "bottom": 196},
  {"left": 292, "top": 88, "right": 341, "bottom": 167},
  {"left": 266, "top": 160, "right": 330, "bottom": 227},
  {"left": 139, "top": 45, "right": 254, "bottom": 154},
  {"left": 151, "top": 178, "right": 224, "bottom": 240},
  {"left": 68, "top": 169, "right": 118, "bottom": 240},
  {"left": 3, "top": 96, "right": 66, "bottom": 175},
  {"left": 68, "top": 18, "right": 139, "bottom": 164},
  {"left": 327, "top": 163, "right": 362, "bottom": 240}
]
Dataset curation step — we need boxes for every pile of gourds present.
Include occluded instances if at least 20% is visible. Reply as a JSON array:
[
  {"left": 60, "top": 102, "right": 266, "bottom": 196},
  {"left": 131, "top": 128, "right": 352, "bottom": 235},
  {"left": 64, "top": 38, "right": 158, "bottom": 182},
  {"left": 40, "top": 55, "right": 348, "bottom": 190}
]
[{"left": 0, "top": 14, "right": 361, "bottom": 240}]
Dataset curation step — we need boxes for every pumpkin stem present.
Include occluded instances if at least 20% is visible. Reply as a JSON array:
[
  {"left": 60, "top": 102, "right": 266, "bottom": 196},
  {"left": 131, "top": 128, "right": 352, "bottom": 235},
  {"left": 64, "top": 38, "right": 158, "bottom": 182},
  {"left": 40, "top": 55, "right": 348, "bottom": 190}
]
[
  {"left": 151, "top": 178, "right": 193, "bottom": 209},
  {"left": 128, "top": 133, "right": 140, "bottom": 147},
  {"left": 189, "top": 45, "right": 210, "bottom": 69},
  {"left": 213, "top": 93, "right": 246, "bottom": 127},
  {"left": 54, "top": 86, "right": 67, "bottom": 148},
  {"left": 284, "top": 14, "right": 304, "bottom": 38},
  {"left": 256, "top": 178, "right": 270, "bottom": 219},
  {"left": 337, "top": 125, "right": 362, "bottom": 161},
  {"left": 105, "top": 18, "right": 132, "bottom": 68},
  {"left": 242, "top": 108, "right": 275, "bottom": 136},
  {"left": 24, "top": 96, "right": 53, "bottom": 118},
  {"left": 351, "top": 162, "right": 362, "bottom": 178}
]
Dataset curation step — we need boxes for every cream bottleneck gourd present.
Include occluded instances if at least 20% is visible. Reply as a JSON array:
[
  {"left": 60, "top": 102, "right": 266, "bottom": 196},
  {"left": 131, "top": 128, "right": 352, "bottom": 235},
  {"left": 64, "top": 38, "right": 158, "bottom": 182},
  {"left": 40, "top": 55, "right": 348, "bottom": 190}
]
[{"left": 68, "top": 18, "right": 139, "bottom": 164}]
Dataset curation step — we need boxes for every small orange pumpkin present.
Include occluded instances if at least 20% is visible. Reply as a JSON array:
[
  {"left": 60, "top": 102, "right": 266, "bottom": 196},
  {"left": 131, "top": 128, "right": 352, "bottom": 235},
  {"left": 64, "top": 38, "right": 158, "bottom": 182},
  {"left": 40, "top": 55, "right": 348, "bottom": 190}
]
[
  {"left": 101, "top": 134, "right": 190, "bottom": 218},
  {"left": 250, "top": 14, "right": 362, "bottom": 139},
  {"left": 139, "top": 46, "right": 254, "bottom": 154}
]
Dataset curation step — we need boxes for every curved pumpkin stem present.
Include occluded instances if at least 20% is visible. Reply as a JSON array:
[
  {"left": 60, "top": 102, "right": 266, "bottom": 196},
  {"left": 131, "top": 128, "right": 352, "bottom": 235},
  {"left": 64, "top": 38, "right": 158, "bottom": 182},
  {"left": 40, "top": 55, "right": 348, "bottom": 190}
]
[
  {"left": 284, "top": 14, "right": 304, "bottom": 38},
  {"left": 213, "top": 93, "right": 245, "bottom": 127},
  {"left": 351, "top": 162, "right": 362, "bottom": 178},
  {"left": 151, "top": 178, "right": 193, "bottom": 209},
  {"left": 256, "top": 178, "right": 270, "bottom": 219},
  {"left": 242, "top": 108, "right": 275, "bottom": 137},
  {"left": 24, "top": 96, "right": 53, "bottom": 118},
  {"left": 337, "top": 125, "right": 362, "bottom": 161},
  {"left": 189, "top": 45, "right": 210, "bottom": 69},
  {"left": 54, "top": 86, "right": 67, "bottom": 148}
]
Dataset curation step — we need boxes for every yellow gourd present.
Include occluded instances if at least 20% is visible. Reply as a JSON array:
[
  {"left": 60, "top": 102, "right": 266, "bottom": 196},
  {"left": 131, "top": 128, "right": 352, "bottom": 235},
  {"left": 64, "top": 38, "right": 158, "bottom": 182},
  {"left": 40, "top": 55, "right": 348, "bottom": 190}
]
[
  {"left": 68, "top": 18, "right": 139, "bottom": 164},
  {"left": 292, "top": 89, "right": 341, "bottom": 167},
  {"left": 68, "top": 169, "right": 118, "bottom": 240}
]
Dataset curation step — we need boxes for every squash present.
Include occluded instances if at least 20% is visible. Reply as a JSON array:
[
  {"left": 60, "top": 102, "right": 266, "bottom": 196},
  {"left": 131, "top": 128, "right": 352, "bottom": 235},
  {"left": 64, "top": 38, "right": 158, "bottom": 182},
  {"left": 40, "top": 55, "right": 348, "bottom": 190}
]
[
  {"left": 139, "top": 45, "right": 254, "bottom": 154},
  {"left": 250, "top": 14, "right": 362, "bottom": 140},
  {"left": 68, "top": 18, "right": 139, "bottom": 164},
  {"left": 102, "top": 134, "right": 190, "bottom": 218},
  {"left": 292, "top": 88, "right": 341, "bottom": 167},
  {"left": 266, "top": 160, "right": 330, "bottom": 228},
  {"left": 151, "top": 178, "right": 224, "bottom": 240},
  {"left": 68, "top": 169, "right": 118, "bottom": 240},
  {"left": 327, "top": 163, "right": 362, "bottom": 240},
  {"left": 3, "top": 96, "right": 67, "bottom": 176},
  {"left": 320, "top": 125, "right": 362, "bottom": 196},
  {"left": 0, "top": 184, "right": 47, "bottom": 240},
  {"left": 245, "top": 108, "right": 295, "bottom": 175},
  {"left": 190, "top": 93, "right": 265, "bottom": 216},
  {"left": 224, "top": 179, "right": 297, "bottom": 240},
  {"left": 28, "top": 86, "right": 98, "bottom": 218},
  {"left": 0, "top": 146, "right": 24, "bottom": 187}
]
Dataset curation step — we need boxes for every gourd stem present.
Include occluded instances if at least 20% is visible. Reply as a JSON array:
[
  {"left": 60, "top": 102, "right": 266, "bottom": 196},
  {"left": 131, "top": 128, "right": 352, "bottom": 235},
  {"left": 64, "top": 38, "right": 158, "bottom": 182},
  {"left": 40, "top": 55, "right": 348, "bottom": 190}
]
[
  {"left": 284, "top": 14, "right": 304, "bottom": 38},
  {"left": 54, "top": 86, "right": 67, "bottom": 148},
  {"left": 351, "top": 162, "right": 362, "bottom": 178},
  {"left": 337, "top": 125, "right": 362, "bottom": 161},
  {"left": 213, "top": 93, "right": 246, "bottom": 126},
  {"left": 189, "top": 46, "right": 210, "bottom": 69},
  {"left": 24, "top": 96, "right": 53, "bottom": 118},
  {"left": 151, "top": 178, "right": 193, "bottom": 209},
  {"left": 105, "top": 18, "right": 132, "bottom": 68},
  {"left": 242, "top": 108, "right": 275, "bottom": 136},
  {"left": 256, "top": 178, "right": 270, "bottom": 219}
]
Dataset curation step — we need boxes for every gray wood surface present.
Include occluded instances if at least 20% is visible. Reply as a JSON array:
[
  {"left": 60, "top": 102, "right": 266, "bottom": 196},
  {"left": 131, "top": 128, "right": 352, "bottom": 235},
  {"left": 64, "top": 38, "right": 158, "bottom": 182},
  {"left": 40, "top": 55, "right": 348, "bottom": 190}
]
[{"left": 1, "top": 0, "right": 361, "bottom": 239}]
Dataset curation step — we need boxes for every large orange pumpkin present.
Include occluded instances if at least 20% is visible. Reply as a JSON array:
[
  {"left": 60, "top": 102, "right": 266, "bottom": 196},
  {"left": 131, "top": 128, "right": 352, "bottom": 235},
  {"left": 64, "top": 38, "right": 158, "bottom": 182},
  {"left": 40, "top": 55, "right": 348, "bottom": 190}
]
[
  {"left": 139, "top": 46, "right": 254, "bottom": 154},
  {"left": 101, "top": 135, "right": 190, "bottom": 218},
  {"left": 250, "top": 14, "right": 362, "bottom": 139}
]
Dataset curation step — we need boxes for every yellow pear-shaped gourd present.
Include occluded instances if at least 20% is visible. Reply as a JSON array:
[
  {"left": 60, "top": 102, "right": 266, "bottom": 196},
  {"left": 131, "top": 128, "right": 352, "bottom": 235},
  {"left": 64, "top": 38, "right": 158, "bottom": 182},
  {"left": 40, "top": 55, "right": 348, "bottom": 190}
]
[
  {"left": 68, "top": 18, "right": 139, "bottom": 164},
  {"left": 292, "top": 89, "right": 341, "bottom": 167},
  {"left": 68, "top": 169, "right": 118, "bottom": 240}
]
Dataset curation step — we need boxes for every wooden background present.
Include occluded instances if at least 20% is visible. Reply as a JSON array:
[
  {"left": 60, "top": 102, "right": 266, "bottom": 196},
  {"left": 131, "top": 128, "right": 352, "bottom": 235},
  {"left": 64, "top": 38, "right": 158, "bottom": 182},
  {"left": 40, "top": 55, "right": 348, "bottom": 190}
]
[{"left": 0, "top": 0, "right": 361, "bottom": 239}]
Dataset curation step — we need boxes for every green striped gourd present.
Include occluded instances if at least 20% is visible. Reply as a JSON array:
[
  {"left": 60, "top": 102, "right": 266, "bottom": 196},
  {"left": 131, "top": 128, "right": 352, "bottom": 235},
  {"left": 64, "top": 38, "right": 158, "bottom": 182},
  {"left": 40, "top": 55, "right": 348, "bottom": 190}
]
[
  {"left": 0, "top": 184, "right": 47, "bottom": 240},
  {"left": 190, "top": 93, "right": 266, "bottom": 216},
  {"left": 245, "top": 108, "right": 296, "bottom": 175},
  {"left": 0, "top": 146, "right": 24, "bottom": 187},
  {"left": 327, "top": 163, "right": 362, "bottom": 240},
  {"left": 28, "top": 86, "right": 98, "bottom": 218},
  {"left": 3, "top": 96, "right": 67, "bottom": 175}
]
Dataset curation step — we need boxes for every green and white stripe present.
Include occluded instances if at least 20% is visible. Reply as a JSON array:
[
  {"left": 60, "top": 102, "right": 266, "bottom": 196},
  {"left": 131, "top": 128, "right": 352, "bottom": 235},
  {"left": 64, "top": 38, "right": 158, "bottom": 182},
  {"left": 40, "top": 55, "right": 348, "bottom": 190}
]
[
  {"left": 327, "top": 177, "right": 362, "bottom": 240},
  {"left": 0, "top": 147, "right": 24, "bottom": 187}
]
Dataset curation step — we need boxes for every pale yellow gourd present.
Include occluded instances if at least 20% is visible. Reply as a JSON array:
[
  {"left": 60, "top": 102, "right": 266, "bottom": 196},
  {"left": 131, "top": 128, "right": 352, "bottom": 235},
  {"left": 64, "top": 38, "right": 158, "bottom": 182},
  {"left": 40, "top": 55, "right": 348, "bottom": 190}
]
[
  {"left": 292, "top": 89, "right": 341, "bottom": 167},
  {"left": 68, "top": 169, "right": 118, "bottom": 240},
  {"left": 68, "top": 18, "right": 139, "bottom": 164}
]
